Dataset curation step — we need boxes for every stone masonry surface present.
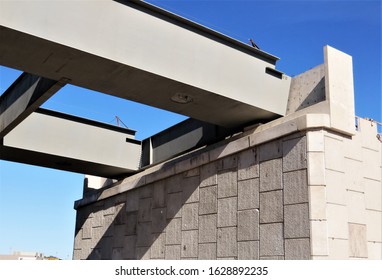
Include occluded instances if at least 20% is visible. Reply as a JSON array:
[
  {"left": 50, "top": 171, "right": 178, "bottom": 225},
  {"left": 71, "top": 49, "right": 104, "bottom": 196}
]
[
  {"left": 74, "top": 118, "right": 381, "bottom": 260},
  {"left": 74, "top": 132, "right": 312, "bottom": 260}
]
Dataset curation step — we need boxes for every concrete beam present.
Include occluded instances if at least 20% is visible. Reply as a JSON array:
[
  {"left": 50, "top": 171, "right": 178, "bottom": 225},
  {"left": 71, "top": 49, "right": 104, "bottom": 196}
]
[
  {"left": 0, "top": 0, "right": 290, "bottom": 128},
  {"left": 0, "top": 109, "right": 141, "bottom": 178},
  {"left": 141, "top": 118, "right": 239, "bottom": 167},
  {"left": 0, "top": 72, "right": 66, "bottom": 137}
]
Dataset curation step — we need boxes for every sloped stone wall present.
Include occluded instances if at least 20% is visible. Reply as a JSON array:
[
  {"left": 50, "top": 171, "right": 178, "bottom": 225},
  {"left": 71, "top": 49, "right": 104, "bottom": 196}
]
[{"left": 73, "top": 131, "right": 310, "bottom": 260}]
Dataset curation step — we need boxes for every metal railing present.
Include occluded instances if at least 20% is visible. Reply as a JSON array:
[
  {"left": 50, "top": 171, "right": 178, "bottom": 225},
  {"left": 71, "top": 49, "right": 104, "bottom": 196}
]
[{"left": 355, "top": 116, "right": 382, "bottom": 143}]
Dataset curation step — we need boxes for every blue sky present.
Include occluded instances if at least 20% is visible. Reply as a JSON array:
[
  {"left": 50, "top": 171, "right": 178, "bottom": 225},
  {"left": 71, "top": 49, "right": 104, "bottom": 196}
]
[{"left": 0, "top": 0, "right": 380, "bottom": 259}]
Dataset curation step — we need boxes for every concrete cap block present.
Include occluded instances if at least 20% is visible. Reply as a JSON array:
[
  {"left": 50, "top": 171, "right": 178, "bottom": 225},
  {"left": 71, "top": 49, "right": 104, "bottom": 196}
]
[
  {"left": 324, "top": 135, "right": 345, "bottom": 173},
  {"left": 175, "top": 152, "right": 208, "bottom": 175},
  {"left": 250, "top": 121, "right": 297, "bottom": 149},
  {"left": 145, "top": 165, "right": 175, "bottom": 185},
  {"left": 210, "top": 136, "right": 249, "bottom": 161},
  {"left": 217, "top": 155, "right": 238, "bottom": 171}
]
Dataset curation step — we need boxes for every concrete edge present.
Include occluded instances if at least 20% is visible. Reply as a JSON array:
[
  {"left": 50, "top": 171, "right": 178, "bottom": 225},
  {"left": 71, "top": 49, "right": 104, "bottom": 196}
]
[{"left": 74, "top": 113, "right": 333, "bottom": 209}]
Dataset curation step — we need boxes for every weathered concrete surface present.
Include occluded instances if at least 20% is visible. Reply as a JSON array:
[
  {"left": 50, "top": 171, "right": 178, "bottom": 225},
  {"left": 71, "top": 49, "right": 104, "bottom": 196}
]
[
  {"left": 310, "top": 118, "right": 382, "bottom": 260},
  {"left": 287, "top": 64, "right": 325, "bottom": 115}
]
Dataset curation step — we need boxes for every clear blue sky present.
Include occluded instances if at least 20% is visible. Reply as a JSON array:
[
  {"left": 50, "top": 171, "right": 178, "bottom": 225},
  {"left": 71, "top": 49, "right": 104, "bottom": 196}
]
[{"left": 0, "top": 0, "right": 380, "bottom": 259}]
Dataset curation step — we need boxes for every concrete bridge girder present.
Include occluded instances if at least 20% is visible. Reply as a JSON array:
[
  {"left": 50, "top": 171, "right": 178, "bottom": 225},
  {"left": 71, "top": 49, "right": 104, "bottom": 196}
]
[
  {"left": 0, "top": 0, "right": 293, "bottom": 178},
  {"left": 0, "top": 0, "right": 290, "bottom": 128},
  {"left": 0, "top": 108, "right": 141, "bottom": 178}
]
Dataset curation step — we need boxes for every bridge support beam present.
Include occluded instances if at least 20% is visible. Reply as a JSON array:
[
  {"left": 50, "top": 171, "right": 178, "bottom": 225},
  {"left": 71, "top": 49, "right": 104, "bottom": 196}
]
[
  {"left": 0, "top": 108, "right": 141, "bottom": 178},
  {"left": 0, "top": 72, "right": 66, "bottom": 137}
]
